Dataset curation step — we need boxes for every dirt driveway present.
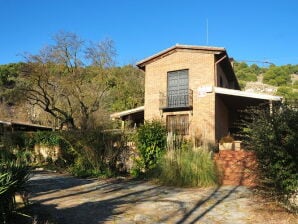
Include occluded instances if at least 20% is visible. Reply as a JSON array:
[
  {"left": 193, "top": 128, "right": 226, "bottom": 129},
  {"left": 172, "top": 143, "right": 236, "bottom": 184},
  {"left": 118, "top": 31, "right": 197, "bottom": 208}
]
[{"left": 27, "top": 171, "right": 297, "bottom": 224}]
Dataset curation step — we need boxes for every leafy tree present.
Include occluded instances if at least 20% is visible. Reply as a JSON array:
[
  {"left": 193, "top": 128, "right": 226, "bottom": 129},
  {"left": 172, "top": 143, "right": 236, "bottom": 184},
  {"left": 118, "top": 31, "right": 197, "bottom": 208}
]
[
  {"left": 250, "top": 63, "right": 265, "bottom": 75},
  {"left": 108, "top": 65, "right": 144, "bottom": 112},
  {"left": 233, "top": 62, "right": 262, "bottom": 87},
  {"left": 263, "top": 66, "right": 291, "bottom": 86},
  {"left": 0, "top": 63, "right": 23, "bottom": 102}
]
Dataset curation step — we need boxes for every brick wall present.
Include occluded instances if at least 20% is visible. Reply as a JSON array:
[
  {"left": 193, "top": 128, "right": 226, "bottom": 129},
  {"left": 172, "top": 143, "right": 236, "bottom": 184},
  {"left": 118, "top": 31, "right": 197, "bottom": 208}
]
[
  {"left": 144, "top": 50, "right": 217, "bottom": 142},
  {"left": 214, "top": 150, "right": 258, "bottom": 187}
]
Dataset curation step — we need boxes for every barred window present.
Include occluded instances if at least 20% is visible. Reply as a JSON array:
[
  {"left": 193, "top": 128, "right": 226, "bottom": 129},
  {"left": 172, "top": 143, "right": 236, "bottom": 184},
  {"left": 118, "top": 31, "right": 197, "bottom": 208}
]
[
  {"left": 167, "top": 70, "right": 189, "bottom": 108},
  {"left": 166, "top": 114, "right": 189, "bottom": 135}
]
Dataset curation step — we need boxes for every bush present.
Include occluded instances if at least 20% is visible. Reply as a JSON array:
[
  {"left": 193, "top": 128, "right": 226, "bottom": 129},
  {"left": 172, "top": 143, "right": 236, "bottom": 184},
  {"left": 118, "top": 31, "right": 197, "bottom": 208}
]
[
  {"left": 34, "top": 131, "right": 62, "bottom": 147},
  {"left": 157, "top": 142, "right": 218, "bottom": 187},
  {"left": 241, "top": 103, "right": 298, "bottom": 209},
  {"left": 61, "top": 129, "right": 129, "bottom": 178},
  {"left": 134, "top": 120, "right": 167, "bottom": 175}
]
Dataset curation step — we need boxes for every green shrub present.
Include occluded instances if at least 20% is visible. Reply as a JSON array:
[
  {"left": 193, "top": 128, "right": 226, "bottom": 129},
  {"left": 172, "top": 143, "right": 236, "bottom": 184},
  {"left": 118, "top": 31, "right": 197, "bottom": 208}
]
[
  {"left": 34, "top": 131, "right": 62, "bottom": 147},
  {"left": 241, "top": 103, "right": 298, "bottom": 208},
  {"left": 134, "top": 120, "right": 167, "bottom": 175}
]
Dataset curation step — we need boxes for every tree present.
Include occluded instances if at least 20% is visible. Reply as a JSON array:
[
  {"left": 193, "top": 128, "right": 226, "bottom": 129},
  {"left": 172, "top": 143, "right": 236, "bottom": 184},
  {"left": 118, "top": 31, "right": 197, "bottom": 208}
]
[
  {"left": 16, "top": 32, "right": 117, "bottom": 129},
  {"left": 233, "top": 62, "right": 262, "bottom": 88},
  {"left": 263, "top": 66, "right": 291, "bottom": 86},
  {"left": 108, "top": 65, "right": 144, "bottom": 112},
  {"left": 0, "top": 63, "right": 23, "bottom": 102}
]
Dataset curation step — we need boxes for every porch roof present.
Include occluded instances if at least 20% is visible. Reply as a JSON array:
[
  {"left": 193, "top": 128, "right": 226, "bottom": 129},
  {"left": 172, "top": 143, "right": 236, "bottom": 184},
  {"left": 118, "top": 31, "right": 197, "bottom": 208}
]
[
  {"left": 214, "top": 87, "right": 282, "bottom": 110},
  {"left": 110, "top": 106, "right": 145, "bottom": 119},
  {"left": 214, "top": 87, "right": 282, "bottom": 101}
]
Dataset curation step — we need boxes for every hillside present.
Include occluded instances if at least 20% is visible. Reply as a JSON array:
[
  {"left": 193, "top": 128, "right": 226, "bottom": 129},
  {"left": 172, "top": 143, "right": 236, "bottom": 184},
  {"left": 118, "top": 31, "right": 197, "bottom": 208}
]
[{"left": 233, "top": 62, "right": 298, "bottom": 99}]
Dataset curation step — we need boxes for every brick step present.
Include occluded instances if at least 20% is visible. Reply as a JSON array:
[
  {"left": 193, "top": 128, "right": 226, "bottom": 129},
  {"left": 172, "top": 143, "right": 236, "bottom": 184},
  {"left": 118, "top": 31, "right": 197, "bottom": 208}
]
[{"left": 214, "top": 150, "right": 258, "bottom": 187}]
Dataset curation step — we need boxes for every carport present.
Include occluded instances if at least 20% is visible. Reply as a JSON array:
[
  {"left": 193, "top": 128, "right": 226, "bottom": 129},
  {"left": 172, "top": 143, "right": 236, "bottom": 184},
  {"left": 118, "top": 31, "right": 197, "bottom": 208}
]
[{"left": 214, "top": 87, "right": 282, "bottom": 141}]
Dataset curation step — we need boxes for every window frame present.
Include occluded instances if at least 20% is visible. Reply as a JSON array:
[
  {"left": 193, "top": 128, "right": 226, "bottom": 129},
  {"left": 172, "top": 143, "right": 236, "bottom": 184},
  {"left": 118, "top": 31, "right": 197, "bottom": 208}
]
[{"left": 166, "top": 114, "right": 189, "bottom": 135}]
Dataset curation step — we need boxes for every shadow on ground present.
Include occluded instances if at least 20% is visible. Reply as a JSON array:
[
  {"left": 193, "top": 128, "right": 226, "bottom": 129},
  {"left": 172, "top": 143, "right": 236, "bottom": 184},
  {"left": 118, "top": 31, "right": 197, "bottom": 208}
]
[{"left": 27, "top": 171, "right": 246, "bottom": 224}]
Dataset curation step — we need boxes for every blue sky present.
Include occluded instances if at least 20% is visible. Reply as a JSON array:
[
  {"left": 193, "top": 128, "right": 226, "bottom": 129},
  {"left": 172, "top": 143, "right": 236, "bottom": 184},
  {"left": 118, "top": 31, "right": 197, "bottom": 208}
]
[{"left": 0, "top": 0, "right": 297, "bottom": 66}]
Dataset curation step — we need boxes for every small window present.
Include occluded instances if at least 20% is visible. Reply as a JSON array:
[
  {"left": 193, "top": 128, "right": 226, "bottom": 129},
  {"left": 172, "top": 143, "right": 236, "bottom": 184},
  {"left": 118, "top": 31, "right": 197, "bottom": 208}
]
[{"left": 166, "top": 114, "right": 189, "bottom": 135}]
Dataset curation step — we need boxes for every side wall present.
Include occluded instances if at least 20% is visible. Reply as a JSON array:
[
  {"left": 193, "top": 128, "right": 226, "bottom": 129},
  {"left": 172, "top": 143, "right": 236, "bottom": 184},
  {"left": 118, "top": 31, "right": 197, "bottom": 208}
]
[
  {"left": 144, "top": 50, "right": 217, "bottom": 142},
  {"left": 215, "top": 95, "right": 229, "bottom": 141}
]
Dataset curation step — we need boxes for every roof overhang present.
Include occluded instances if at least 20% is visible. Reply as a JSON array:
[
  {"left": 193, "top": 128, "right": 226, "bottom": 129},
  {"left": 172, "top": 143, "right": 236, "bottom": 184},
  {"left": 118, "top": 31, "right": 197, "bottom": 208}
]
[
  {"left": 110, "top": 106, "right": 145, "bottom": 120},
  {"left": 0, "top": 120, "right": 54, "bottom": 130},
  {"left": 136, "top": 44, "right": 226, "bottom": 70},
  {"left": 214, "top": 87, "right": 282, "bottom": 101},
  {"left": 215, "top": 87, "right": 282, "bottom": 110}
]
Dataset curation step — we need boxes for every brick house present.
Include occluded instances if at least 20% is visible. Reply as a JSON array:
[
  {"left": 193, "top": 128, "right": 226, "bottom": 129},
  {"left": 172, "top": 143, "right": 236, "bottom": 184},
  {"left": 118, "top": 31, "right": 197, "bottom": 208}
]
[{"left": 111, "top": 45, "right": 281, "bottom": 143}]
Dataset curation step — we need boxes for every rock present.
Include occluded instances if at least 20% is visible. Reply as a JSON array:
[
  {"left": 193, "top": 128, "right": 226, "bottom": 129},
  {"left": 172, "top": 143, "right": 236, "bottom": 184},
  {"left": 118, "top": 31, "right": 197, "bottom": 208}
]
[{"left": 288, "top": 191, "right": 298, "bottom": 208}]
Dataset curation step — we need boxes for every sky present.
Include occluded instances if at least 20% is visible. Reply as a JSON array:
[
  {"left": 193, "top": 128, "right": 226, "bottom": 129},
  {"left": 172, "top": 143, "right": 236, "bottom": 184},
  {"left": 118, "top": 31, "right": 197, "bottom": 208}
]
[{"left": 0, "top": 0, "right": 297, "bottom": 66}]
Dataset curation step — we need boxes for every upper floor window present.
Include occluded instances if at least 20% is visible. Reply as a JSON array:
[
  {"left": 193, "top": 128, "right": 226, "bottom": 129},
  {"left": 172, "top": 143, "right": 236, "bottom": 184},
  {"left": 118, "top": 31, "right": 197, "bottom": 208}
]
[{"left": 167, "top": 69, "right": 189, "bottom": 108}]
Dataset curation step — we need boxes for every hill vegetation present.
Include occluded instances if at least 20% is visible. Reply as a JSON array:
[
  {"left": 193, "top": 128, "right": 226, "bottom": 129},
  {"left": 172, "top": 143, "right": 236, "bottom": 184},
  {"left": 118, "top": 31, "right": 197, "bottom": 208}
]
[{"left": 234, "top": 62, "right": 298, "bottom": 99}]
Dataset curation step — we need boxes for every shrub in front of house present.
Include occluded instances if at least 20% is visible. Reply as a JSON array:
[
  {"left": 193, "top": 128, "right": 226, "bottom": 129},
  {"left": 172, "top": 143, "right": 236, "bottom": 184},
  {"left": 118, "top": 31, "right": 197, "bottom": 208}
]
[
  {"left": 241, "top": 103, "right": 298, "bottom": 210},
  {"left": 2, "top": 129, "right": 130, "bottom": 178},
  {"left": 61, "top": 129, "right": 130, "bottom": 178},
  {"left": 132, "top": 120, "right": 167, "bottom": 176}
]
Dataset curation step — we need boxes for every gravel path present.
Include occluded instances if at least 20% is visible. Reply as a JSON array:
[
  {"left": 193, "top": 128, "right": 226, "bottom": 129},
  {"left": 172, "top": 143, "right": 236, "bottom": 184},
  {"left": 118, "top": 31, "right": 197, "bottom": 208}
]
[{"left": 27, "top": 171, "right": 271, "bottom": 223}]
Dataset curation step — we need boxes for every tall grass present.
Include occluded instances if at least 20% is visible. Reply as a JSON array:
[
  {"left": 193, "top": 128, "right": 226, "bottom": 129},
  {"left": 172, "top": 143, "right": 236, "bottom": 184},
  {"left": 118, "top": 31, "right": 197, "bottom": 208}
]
[{"left": 157, "top": 133, "right": 218, "bottom": 187}]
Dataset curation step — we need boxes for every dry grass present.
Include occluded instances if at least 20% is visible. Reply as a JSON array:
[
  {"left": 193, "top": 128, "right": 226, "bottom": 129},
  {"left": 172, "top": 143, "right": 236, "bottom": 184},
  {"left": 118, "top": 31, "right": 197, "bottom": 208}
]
[{"left": 251, "top": 194, "right": 298, "bottom": 224}]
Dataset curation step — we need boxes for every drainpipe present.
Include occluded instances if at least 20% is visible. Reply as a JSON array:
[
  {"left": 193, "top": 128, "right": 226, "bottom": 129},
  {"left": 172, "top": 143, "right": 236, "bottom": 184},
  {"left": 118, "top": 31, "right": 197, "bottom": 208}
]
[{"left": 214, "top": 55, "right": 227, "bottom": 87}]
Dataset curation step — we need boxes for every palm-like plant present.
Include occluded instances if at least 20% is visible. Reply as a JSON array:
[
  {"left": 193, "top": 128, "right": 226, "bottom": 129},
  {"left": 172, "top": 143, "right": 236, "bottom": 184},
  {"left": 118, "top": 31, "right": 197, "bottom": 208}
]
[{"left": 0, "top": 151, "right": 31, "bottom": 223}]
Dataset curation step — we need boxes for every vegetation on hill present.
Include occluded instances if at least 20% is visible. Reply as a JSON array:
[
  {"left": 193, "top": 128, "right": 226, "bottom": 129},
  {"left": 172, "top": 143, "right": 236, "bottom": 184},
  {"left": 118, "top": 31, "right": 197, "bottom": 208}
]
[{"left": 234, "top": 62, "right": 298, "bottom": 100}]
